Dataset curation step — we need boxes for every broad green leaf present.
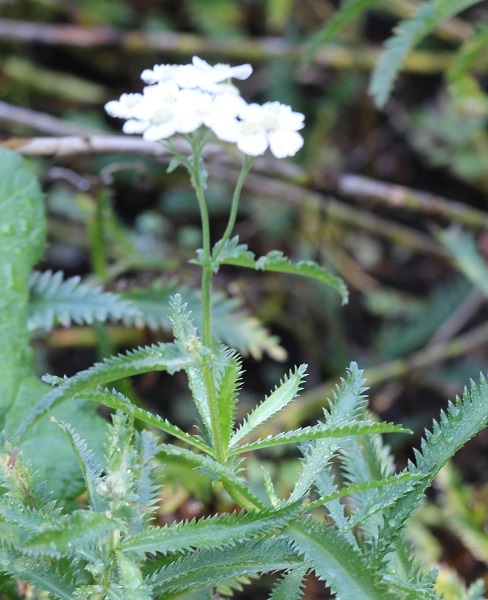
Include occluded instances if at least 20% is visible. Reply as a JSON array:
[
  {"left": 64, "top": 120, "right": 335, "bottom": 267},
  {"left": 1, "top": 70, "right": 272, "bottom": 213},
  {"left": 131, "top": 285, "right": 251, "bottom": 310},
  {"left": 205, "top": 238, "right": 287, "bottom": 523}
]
[
  {"left": 28, "top": 270, "right": 140, "bottom": 332},
  {"left": 16, "top": 342, "right": 196, "bottom": 440},
  {"left": 199, "top": 237, "right": 348, "bottom": 304},
  {"left": 121, "top": 503, "right": 300, "bottom": 556},
  {"left": 370, "top": 0, "right": 481, "bottom": 107},
  {"left": 0, "top": 147, "right": 106, "bottom": 499},
  {"left": 146, "top": 538, "right": 302, "bottom": 597},
  {"left": 0, "top": 147, "right": 45, "bottom": 415},
  {"left": 21, "top": 510, "right": 120, "bottom": 557},
  {"left": 287, "top": 519, "right": 396, "bottom": 599},
  {"left": 229, "top": 364, "right": 307, "bottom": 448},
  {"left": 229, "top": 421, "right": 410, "bottom": 455}
]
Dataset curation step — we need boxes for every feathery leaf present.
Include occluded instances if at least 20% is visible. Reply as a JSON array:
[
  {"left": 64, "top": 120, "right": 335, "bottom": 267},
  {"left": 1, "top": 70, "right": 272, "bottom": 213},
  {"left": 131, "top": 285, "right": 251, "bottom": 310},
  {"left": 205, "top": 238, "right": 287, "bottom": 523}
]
[{"left": 370, "top": 0, "right": 481, "bottom": 107}]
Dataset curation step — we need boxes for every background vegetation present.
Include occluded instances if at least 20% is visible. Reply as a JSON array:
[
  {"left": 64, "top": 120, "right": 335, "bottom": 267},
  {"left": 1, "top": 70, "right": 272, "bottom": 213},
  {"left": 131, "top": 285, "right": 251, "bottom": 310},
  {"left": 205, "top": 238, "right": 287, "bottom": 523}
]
[{"left": 1, "top": 0, "right": 488, "bottom": 597}]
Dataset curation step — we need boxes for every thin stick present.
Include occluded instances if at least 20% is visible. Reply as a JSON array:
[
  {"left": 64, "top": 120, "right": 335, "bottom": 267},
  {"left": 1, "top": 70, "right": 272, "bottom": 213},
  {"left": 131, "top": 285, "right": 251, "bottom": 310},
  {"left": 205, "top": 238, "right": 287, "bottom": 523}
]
[{"left": 0, "top": 18, "right": 467, "bottom": 74}]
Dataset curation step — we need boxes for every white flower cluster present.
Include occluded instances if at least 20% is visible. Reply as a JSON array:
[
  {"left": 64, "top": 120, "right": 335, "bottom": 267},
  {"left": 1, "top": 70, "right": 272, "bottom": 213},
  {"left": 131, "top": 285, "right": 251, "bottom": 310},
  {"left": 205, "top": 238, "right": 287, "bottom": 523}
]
[{"left": 105, "top": 56, "right": 304, "bottom": 158}]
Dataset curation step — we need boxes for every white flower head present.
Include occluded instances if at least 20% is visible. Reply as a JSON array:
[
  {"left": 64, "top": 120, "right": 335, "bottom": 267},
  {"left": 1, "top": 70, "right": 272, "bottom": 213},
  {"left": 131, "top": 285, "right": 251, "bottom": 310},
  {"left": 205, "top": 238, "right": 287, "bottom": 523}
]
[
  {"left": 105, "top": 58, "right": 305, "bottom": 159},
  {"left": 140, "top": 64, "right": 182, "bottom": 85},
  {"left": 104, "top": 93, "right": 143, "bottom": 119},
  {"left": 120, "top": 82, "right": 206, "bottom": 141},
  {"left": 222, "top": 101, "right": 305, "bottom": 158}
]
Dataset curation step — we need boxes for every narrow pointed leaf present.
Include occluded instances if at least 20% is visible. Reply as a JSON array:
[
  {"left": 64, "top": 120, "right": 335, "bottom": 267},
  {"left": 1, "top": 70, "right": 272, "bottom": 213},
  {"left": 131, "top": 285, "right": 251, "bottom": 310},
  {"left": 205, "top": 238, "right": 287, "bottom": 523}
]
[
  {"left": 22, "top": 510, "right": 120, "bottom": 557},
  {"left": 16, "top": 342, "right": 196, "bottom": 439},
  {"left": 121, "top": 503, "right": 300, "bottom": 556},
  {"left": 78, "top": 387, "right": 212, "bottom": 455},
  {"left": 230, "top": 365, "right": 307, "bottom": 448},
  {"left": 269, "top": 566, "right": 307, "bottom": 600},
  {"left": 51, "top": 418, "right": 104, "bottom": 511},
  {"left": 157, "top": 444, "right": 265, "bottom": 510},
  {"left": 287, "top": 519, "right": 396, "bottom": 599},
  {"left": 229, "top": 421, "right": 410, "bottom": 455},
  {"left": 146, "top": 538, "right": 302, "bottom": 597}
]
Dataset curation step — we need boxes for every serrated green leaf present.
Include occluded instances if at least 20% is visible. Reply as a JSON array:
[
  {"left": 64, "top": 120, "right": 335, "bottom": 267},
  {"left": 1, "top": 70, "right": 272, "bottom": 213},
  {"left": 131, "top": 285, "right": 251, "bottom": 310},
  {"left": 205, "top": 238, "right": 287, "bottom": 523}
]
[
  {"left": 289, "top": 362, "right": 367, "bottom": 503},
  {"left": 269, "top": 566, "right": 307, "bottom": 600},
  {"left": 21, "top": 510, "right": 120, "bottom": 557},
  {"left": 229, "top": 421, "right": 410, "bottom": 455},
  {"left": 229, "top": 365, "right": 307, "bottom": 448},
  {"left": 216, "top": 356, "right": 242, "bottom": 451},
  {"left": 7, "top": 555, "right": 76, "bottom": 599},
  {"left": 157, "top": 443, "right": 265, "bottom": 510},
  {"left": 374, "top": 373, "right": 488, "bottom": 564},
  {"left": 121, "top": 283, "right": 284, "bottom": 360},
  {"left": 287, "top": 518, "right": 396, "bottom": 599},
  {"left": 121, "top": 503, "right": 300, "bottom": 556},
  {"left": 146, "top": 538, "right": 302, "bottom": 597},
  {"left": 51, "top": 418, "right": 104, "bottom": 511},
  {"left": 370, "top": 0, "right": 481, "bottom": 107},
  {"left": 77, "top": 387, "right": 212, "bottom": 455},
  {"left": 306, "top": 472, "right": 423, "bottom": 512},
  {"left": 16, "top": 342, "right": 196, "bottom": 440},
  {"left": 28, "top": 270, "right": 140, "bottom": 332},
  {"left": 204, "top": 237, "right": 348, "bottom": 304}
]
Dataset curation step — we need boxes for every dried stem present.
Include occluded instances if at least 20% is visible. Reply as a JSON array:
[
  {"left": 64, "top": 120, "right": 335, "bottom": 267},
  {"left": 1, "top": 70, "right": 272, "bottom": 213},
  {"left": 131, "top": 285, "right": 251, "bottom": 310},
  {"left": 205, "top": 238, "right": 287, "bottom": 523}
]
[{"left": 0, "top": 18, "right": 470, "bottom": 74}]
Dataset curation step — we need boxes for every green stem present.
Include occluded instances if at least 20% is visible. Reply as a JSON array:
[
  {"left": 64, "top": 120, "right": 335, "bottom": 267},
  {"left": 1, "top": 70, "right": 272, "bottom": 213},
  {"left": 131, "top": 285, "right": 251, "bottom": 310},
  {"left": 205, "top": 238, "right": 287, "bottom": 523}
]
[
  {"left": 188, "top": 134, "right": 225, "bottom": 463},
  {"left": 213, "top": 155, "right": 254, "bottom": 260}
]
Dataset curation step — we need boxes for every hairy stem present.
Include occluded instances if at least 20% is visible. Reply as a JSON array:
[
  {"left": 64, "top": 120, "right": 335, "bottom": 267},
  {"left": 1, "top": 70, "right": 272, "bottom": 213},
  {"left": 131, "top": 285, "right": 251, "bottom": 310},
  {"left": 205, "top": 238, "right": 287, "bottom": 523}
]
[{"left": 189, "top": 134, "right": 225, "bottom": 463}]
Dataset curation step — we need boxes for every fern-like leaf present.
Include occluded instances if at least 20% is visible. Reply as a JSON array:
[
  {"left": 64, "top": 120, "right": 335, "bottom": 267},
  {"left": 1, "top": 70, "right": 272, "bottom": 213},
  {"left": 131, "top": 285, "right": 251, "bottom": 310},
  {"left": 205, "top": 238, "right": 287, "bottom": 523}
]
[
  {"left": 370, "top": 0, "right": 482, "bottom": 107},
  {"left": 287, "top": 518, "right": 396, "bottom": 599},
  {"left": 306, "top": 0, "right": 377, "bottom": 58},
  {"left": 16, "top": 342, "right": 196, "bottom": 440},
  {"left": 201, "top": 237, "right": 348, "bottom": 304},
  {"left": 4, "top": 554, "right": 76, "bottom": 599},
  {"left": 121, "top": 283, "right": 284, "bottom": 360},
  {"left": 121, "top": 503, "right": 300, "bottom": 556},
  {"left": 28, "top": 270, "right": 140, "bottom": 332},
  {"left": 229, "top": 364, "right": 308, "bottom": 448}
]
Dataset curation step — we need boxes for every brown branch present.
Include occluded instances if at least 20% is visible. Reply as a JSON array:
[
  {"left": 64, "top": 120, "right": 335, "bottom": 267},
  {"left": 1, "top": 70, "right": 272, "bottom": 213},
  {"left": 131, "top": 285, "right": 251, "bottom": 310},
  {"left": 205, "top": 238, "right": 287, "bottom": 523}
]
[
  {"left": 0, "top": 18, "right": 464, "bottom": 74},
  {"left": 278, "top": 320, "right": 488, "bottom": 428},
  {"left": 2, "top": 134, "right": 483, "bottom": 251},
  {"left": 327, "top": 173, "right": 488, "bottom": 230}
]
